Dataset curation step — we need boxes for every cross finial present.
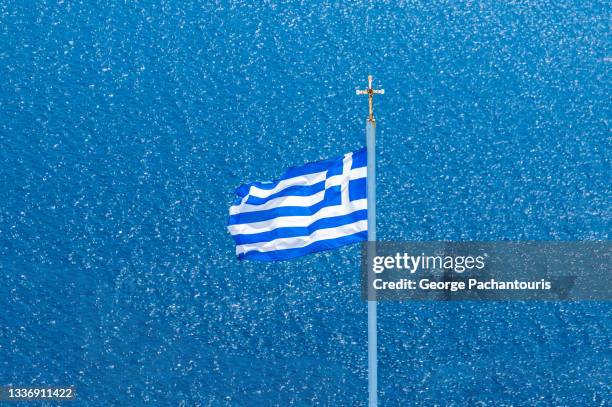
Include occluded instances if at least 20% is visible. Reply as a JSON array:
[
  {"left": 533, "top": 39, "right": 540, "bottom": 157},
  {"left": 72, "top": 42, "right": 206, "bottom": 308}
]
[{"left": 356, "top": 75, "right": 384, "bottom": 123}]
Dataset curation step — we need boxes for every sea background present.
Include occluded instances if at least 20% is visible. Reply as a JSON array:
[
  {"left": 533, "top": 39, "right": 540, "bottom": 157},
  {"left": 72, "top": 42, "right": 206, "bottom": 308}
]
[{"left": 0, "top": 0, "right": 610, "bottom": 405}]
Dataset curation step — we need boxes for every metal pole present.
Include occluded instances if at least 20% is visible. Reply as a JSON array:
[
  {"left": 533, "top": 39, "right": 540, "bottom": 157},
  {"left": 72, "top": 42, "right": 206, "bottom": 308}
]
[
  {"left": 366, "top": 119, "right": 377, "bottom": 407},
  {"left": 357, "top": 75, "right": 383, "bottom": 407}
]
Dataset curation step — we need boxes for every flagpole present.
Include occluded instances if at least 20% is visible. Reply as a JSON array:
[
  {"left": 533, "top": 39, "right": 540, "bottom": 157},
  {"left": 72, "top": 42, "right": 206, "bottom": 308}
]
[
  {"left": 366, "top": 118, "right": 377, "bottom": 407},
  {"left": 357, "top": 75, "right": 383, "bottom": 407}
]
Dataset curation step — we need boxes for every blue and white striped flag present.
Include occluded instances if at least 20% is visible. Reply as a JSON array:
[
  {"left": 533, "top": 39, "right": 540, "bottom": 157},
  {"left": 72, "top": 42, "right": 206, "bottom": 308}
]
[{"left": 228, "top": 148, "right": 368, "bottom": 261}]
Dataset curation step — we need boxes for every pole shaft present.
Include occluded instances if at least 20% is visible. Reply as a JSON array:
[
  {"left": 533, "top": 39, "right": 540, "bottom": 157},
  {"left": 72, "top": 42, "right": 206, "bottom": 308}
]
[{"left": 366, "top": 119, "right": 377, "bottom": 407}]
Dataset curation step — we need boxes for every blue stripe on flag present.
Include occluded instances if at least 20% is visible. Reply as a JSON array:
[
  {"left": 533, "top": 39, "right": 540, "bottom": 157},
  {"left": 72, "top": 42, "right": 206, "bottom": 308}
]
[{"left": 228, "top": 186, "right": 342, "bottom": 225}]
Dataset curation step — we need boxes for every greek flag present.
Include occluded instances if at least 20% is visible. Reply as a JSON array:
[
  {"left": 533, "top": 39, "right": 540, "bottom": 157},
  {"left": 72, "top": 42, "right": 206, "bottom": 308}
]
[{"left": 228, "top": 148, "right": 368, "bottom": 261}]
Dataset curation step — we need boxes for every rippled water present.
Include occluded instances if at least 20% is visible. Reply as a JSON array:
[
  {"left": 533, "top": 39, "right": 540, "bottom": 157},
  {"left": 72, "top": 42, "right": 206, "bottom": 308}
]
[{"left": 0, "top": 1, "right": 609, "bottom": 405}]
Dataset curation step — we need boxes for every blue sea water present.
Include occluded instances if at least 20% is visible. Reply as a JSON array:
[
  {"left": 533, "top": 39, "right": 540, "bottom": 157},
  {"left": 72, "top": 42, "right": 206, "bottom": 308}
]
[{"left": 0, "top": 0, "right": 610, "bottom": 405}]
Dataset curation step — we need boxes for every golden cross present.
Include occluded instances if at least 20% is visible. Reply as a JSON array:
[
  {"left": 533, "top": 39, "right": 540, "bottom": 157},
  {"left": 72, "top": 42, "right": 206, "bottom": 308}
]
[{"left": 356, "top": 75, "right": 384, "bottom": 123}]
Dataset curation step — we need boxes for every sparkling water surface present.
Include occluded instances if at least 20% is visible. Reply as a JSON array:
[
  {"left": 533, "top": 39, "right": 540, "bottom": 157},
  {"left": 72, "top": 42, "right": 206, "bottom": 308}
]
[{"left": 0, "top": 1, "right": 610, "bottom": 405}]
